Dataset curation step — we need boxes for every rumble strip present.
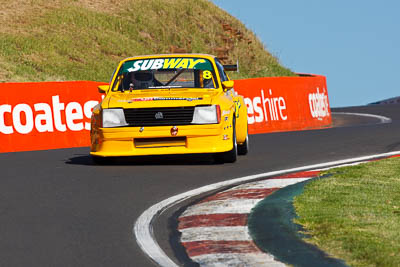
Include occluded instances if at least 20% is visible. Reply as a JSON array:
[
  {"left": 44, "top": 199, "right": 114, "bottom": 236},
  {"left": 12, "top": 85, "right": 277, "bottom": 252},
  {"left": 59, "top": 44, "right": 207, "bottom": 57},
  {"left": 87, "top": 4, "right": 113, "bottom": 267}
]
[
  {"left": 178, "top": 171, "right": 319, "bottom": 266},
  {"left": 134, "top": 151, "right": 400, "bottom": 267}
]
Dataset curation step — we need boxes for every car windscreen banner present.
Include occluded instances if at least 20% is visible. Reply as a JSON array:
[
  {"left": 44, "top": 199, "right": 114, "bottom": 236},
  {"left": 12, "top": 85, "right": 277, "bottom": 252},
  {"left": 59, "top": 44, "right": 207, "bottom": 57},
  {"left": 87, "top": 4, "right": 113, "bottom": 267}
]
[
  {"left": 0, "top": 75, "right": 331, "bottom": 153},
  {"left": 120, "top": 57, "right": 213, "bottom": 73}
]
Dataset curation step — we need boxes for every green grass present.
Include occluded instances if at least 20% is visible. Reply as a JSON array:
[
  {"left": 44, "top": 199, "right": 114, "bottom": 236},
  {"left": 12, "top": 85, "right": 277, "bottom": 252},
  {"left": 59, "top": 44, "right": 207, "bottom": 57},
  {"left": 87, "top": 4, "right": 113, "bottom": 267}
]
[
  {"left": 0, "top": 0, "right": 294, "bottom": 83},
  {"left": 294, "top": 158, "right": 400, "bottom": 267}
]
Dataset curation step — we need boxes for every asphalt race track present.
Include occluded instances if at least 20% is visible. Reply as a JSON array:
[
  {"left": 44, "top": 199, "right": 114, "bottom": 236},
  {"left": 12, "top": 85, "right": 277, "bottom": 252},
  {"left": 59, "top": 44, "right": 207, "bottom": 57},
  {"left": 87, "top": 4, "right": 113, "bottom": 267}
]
[{"left": 1, "top": 104, "right": 400, "bottom": 267}]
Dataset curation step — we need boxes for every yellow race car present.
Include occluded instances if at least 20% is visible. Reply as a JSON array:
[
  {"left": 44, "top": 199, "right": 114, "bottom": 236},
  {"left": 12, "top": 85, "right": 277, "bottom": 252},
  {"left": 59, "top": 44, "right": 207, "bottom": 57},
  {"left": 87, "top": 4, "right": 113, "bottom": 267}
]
[{"left": 90, "top": 54, "right": 248, "bottom": 163}]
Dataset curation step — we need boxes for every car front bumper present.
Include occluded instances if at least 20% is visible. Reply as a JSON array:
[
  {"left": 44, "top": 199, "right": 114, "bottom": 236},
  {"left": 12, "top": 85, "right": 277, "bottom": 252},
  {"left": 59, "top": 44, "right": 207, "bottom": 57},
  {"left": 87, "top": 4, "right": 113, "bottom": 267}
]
[{"left": 90, "top": 123, "right": 233, "bottom": 157}]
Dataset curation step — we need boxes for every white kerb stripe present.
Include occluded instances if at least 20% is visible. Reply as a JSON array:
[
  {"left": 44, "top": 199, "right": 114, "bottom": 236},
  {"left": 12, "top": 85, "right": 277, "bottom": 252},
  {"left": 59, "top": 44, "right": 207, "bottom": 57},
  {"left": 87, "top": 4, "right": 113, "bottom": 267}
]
[
  {"left": 180, "top": 226, "right": 251, "bottom": 242},
  {"left": 192, "top": 253, "right": 285, "bottom": 267},
  {"left": 232, "top": 178, "right": 312, "bottom": 190},
  {"left": 181, "top": 199, "right": 262, "bottom": 217}
]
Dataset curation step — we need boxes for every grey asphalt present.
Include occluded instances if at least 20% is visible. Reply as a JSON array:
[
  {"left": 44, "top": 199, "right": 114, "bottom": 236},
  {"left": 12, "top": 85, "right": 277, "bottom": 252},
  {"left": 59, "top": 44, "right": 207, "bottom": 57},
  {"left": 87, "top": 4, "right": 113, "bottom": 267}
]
[{"left": 1, "top": 104, "right": 399, "bottom": 266}]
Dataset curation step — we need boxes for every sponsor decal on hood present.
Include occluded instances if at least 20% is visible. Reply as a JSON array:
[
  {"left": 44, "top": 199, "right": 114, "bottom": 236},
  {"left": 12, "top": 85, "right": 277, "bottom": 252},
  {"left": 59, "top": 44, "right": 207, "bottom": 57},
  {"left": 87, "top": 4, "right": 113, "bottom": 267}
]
[{"left": 117, "top": 97, "right": 203, "bottom": 103}]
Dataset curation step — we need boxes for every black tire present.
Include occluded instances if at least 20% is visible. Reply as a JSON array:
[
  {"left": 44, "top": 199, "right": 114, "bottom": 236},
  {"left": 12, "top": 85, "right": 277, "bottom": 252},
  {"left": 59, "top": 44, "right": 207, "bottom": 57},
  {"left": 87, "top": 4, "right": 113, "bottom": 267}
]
[
  {"left": 214, "top": 119, "right": 237, "bottom": 163},
  {"left": 237, "top": 132, "right": 249, "bottom": 155}
]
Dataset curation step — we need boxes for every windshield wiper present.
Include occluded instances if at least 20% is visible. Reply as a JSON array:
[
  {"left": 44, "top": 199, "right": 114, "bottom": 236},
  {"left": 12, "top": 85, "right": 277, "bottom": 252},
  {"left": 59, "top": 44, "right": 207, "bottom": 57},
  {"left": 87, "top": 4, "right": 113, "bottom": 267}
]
[{"left": 165, "top": 69, "right": 185, "bottom": 86}]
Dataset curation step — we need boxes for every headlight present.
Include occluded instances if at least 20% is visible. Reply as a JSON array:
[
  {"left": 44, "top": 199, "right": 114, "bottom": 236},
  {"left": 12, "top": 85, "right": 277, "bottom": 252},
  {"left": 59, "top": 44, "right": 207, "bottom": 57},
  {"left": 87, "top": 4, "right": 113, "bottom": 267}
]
[
  {"left": 192, "top": 105, "right": 221, "bottom": 124},
  {"left": 102, "top": 109, "right": 128, "bottom": 128}
]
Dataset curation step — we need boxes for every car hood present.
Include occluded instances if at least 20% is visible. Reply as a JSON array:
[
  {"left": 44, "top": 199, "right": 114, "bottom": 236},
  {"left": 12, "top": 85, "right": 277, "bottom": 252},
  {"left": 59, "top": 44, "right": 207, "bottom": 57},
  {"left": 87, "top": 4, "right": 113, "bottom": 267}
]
[{"left": 105, "top": 89, "right": 219, "bottom": 109}]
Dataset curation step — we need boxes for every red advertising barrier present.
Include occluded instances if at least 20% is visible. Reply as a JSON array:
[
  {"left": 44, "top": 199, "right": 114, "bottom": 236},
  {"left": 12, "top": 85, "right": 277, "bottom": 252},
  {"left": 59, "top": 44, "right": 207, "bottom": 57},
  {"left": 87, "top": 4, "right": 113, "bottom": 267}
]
[
  {"left": 235, "top": 74, "right": 331, "bottom": 134},
  {"left": 0, "top": 75, "right": 331, "bottom": 153},
  {"left": 0, "top": 81, "right": 105, "bottom": 153}
]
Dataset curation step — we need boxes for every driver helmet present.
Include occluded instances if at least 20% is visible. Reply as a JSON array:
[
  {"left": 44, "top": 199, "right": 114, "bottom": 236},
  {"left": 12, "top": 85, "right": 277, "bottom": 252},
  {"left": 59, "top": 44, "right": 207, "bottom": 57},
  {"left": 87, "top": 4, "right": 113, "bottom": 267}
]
[{"left": 131, "top": 71, "right": 154, "bottom": 89}]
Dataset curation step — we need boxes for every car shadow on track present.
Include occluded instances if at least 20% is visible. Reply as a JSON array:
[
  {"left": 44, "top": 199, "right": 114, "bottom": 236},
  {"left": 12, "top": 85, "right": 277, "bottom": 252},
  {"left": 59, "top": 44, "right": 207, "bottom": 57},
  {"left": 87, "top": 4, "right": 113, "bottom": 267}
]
[{"left": 66, "top": 154, "right": 218, "bottom": 166}]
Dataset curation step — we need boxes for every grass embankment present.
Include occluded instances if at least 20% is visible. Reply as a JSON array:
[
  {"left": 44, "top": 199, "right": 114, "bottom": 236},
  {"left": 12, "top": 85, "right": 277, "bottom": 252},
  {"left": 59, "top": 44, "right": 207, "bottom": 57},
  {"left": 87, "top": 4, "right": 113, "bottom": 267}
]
[
  {"left": 294, "top": 158, "right": 400, "bottom": 267},
  {"left": 0, "top": 0, "right": 293, "bottom": 83}
]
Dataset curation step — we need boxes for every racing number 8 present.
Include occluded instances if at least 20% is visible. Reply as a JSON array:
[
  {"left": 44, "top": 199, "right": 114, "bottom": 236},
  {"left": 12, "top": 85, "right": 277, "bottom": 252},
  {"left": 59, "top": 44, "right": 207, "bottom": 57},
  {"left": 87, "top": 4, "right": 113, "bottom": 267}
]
[{"left": 203, "top": 70, "right": 212, "bottom": 79}]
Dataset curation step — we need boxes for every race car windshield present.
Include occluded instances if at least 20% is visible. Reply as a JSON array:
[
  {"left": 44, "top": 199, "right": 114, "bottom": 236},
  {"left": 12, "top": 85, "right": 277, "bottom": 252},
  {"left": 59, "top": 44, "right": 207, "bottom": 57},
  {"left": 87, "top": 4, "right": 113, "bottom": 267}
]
[{"left": 111, "top": 57, "right": 218, "bottom": 91}]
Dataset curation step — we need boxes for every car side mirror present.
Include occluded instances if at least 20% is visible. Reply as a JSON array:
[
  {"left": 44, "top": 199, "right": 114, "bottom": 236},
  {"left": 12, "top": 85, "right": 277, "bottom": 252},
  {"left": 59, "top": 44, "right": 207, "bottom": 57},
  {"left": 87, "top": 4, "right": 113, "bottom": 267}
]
[
  {"left": 222, "top": 80, "right": 234, "bottom": 91},
  {"left": 98, "top": 85, "right": 109, "bottom": 93}
]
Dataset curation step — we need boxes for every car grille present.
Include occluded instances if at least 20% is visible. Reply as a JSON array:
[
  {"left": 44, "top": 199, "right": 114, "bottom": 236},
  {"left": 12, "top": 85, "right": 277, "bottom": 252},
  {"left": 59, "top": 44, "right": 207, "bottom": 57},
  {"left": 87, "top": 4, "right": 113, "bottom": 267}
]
[
  {"left": 124, "top": 107, "right": 195, "bottom": 126},
  {"left": 134, "top": 137, "right": 186, "bottom": 148}
]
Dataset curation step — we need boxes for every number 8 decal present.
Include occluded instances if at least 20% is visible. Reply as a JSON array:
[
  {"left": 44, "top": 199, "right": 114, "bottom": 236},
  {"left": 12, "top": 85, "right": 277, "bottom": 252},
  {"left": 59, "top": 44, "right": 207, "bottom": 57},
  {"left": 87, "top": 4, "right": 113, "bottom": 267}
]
[{"left": 203, "top": 70, "right": 212, "bottom": 79}]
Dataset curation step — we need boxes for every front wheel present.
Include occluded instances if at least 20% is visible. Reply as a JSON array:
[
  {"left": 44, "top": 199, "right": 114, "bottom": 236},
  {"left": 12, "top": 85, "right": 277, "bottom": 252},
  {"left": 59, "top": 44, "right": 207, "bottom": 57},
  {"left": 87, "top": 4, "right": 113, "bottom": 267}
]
[
  {"left": 214, "top": 120, "right": 237, "bottom": 163},
  {"left": 237, "top": 132, "right": 249, "bottom": 155}
]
